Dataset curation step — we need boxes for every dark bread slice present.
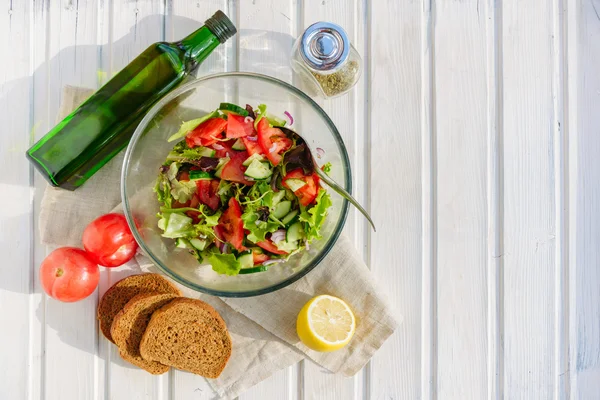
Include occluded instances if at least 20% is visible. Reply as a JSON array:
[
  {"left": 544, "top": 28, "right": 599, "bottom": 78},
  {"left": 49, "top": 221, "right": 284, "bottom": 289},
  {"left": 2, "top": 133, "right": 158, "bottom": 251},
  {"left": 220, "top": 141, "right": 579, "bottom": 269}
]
[
  {"left": 97, "top": 274, "right": 181, "bottom": 343},
  {"left": 139, "top": 298, "right": 232, "bottom": 379},
  {"left": 110, "top": 293, "right": 179, "bottom": 374}
]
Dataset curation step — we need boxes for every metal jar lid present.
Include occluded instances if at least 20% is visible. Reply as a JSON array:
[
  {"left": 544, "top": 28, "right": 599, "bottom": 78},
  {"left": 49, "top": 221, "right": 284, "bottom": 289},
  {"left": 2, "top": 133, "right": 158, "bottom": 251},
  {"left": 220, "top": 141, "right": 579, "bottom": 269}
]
[{"left": 299, "top": 22, "right": 350, "bottom": 72}]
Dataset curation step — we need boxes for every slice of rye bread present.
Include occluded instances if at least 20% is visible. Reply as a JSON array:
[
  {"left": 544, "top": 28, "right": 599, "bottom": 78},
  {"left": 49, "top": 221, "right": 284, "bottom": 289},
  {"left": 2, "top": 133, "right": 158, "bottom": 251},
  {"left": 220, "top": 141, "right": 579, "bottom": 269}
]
[
  {"left": 110, "top": 293, "right": 179, "bottom": 374},
  {"left": 139, "top": 298, "right": 232, "bottom": 379},
  {"left": 97, "top": 274, "right": 181, "bottom": 343}
]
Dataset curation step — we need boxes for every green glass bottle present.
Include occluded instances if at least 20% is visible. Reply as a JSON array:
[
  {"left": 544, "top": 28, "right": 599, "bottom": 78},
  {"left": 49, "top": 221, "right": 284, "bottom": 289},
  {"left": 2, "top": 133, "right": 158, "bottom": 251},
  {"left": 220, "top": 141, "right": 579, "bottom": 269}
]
[{"left": 26, "top": 10, "right": 236, "bottom": 190}]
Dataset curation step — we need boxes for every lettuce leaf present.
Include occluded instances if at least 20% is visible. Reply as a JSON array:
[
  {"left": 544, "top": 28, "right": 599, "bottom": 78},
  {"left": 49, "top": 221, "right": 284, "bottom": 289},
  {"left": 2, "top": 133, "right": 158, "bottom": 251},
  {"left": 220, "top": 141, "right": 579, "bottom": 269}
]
[
  {"left": 198, "top": 206, "right": 222, "bottom": 227},
  {"left": 205, "top": 252, "right": 241, "bottom": 276},
  {"left": 166, "top": 143, "right": 214, "bottom": 163},
  {"left": 253, "top": 103, "right": 286, "bottom": 129},
  {"left": 240, "top": 181, "right": 279, "bottom": 243},
  {"left": 167, "top": 110, "right": 219, "bottom": 142},
  {"left": 299, "top": 188, "right": 332, "bottom": 242},
  {"left": 153, "top": 172, "right": 172, "bottom": 209},
  {"left": 162, "top": 213, "right": 194, "bottom": 238},
  {"left": 170, "top": 179, "right": 196, "bottom": 203}
]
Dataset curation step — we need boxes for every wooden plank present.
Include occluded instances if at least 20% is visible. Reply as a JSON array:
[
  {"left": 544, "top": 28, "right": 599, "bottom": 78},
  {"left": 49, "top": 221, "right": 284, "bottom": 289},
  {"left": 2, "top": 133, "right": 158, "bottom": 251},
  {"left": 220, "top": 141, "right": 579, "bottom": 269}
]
[
  {"left": 300, "top": 0, "right": 368, "bottom": 398},
  {"left": 99, "top": 1, "right": 170, "bottom": 399},
  {"left": 485, "top": 0, "right": 504, "bottom": 397},
  {"left": 30, "top": 1, "right": 52, "bottom": 399},
  {"left": 164, "top": 1, "right": 231, "bottom": 398},
  {"left": 568, "top": 0, "right": 600, "bottom": 398},
  {"left": 433, "top": 1, "right": 488, "bottom": 398},
  {"left": 501, "top": 0, "right": 558, "bottom": 397},
  {"left": 0, "top": 0, "right": 32, "bottom": 399},
  {"left": 38, "top": 1, "right": 104, "bottom": 400},
  {"left": 236, "top": 0, "right": 299, "bottom": 398},
  {"left": 369, "top": 0, "right": 422, "bottom": 399}
]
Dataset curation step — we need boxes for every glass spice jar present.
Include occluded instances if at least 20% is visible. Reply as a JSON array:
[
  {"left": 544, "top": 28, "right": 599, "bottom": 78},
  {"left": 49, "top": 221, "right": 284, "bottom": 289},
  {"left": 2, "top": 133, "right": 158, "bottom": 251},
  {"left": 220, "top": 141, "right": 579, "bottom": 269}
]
[{"left": 291, "top": 22, "right": 362, "bottom": 99}]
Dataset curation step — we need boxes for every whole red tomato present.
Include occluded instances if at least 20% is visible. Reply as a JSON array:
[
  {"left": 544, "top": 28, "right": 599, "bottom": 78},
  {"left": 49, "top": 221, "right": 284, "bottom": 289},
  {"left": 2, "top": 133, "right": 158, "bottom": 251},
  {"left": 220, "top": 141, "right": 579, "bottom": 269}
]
[
  {"left": 82, "top": 213, "right": 138, "bottom": 267},
  {"left": 40, "top": 247, "right": 100, "bottom": 302}
]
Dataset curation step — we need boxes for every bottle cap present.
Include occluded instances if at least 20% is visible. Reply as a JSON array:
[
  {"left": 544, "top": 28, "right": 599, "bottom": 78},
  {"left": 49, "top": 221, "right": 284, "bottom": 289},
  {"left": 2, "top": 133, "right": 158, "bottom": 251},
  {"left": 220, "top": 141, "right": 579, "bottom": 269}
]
[
  {"left": 205, "top": 10, "right": 237, "bottom": 43},
  {"left": 299, "top": 22, "right": 350, "bottom": 72}
]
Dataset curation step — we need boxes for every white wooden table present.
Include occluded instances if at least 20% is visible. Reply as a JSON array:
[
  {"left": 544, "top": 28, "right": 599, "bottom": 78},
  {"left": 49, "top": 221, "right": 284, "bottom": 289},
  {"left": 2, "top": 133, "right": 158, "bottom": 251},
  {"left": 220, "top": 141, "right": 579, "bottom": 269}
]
[{"left": 2, "top": 0, "right": 600, "bottom": 399}]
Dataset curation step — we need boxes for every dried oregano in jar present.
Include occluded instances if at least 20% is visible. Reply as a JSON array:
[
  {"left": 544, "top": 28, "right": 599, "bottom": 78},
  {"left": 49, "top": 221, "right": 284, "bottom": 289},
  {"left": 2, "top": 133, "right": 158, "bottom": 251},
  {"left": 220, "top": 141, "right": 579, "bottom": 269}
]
[{"left": 291, "top": 22, "right": 362, "bottom": 99}]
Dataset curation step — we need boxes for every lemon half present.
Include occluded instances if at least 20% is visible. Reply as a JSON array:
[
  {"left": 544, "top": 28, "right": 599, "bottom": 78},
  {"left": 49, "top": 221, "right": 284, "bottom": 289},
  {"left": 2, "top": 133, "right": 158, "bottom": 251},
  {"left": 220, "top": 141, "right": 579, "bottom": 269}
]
[{"left": 296, "top": 295, "right": 356, "bottom": 352}]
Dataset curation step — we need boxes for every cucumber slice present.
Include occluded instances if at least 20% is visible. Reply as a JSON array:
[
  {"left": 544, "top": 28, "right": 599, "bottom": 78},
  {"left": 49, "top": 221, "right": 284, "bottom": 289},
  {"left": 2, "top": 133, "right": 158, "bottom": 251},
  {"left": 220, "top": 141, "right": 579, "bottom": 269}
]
[
  {"left": 197, "top": 147, "right": 216, "bottom": 157},
  {"left": 242, "top": 153, "right": 265, "bottom": 166},
  {"left": 232, "top": 138, "right": 246, "bottom": 150},
  {"left": 244, "top": 159, "right": 272, "bottom": 180},
  {"left": 286, "top": 178, "right": 306, "bottom": 192},
  {"left": 214, "top": 157, "right": 230, "bottom": 178},
  {"left": 281, "top": 209, "right": 299, "bottom": 226},
  {"left": 238, "top": 265, "right": 269, "bottom": 274},
  {"left": 175, "top": 238, "right": 192, "bottom": 249},
  {"left": 237, "top": 251, "right": 254, "bottom": 269},
  {"left": 272, "top": 200, "right": 292, "bottom": 219},
  {"left": 286, "top": 221, "right": 304, "bottom": 242},
  {"left": 189, "top": 238, "right": 208, "bottom": 251},
  {"left": 189, "top": 170, "right": 213, "bottom": 180},
  {"left": 219, "top": 102, "right": 249, "bottom": 116},
  {"left": 285, "top": 188, "right": 296, "bottom": 201},
  {"left": 272, "top": 190, "right": 286, "bottom": 205},
  {"left": 266, "top": 113, "right": 286, "bottom": 127}
]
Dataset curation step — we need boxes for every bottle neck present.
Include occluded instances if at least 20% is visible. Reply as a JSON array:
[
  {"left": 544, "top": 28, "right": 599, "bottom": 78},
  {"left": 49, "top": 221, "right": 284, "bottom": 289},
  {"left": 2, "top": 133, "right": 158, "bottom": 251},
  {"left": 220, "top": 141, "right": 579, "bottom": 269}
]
[{"left": 179, "top": 26, "right": 221, "bottom": 63}]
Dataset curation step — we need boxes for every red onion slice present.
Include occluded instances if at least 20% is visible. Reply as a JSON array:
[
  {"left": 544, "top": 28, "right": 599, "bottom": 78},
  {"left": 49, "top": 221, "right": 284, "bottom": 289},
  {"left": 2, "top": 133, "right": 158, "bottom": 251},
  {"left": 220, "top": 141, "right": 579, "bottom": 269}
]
[
  {"left": 269, "top": 143, "right": 277, "bottom": 153},
  {"left": 316, "top": 147, "right": 325, "bottom": 158},
  {"left": 244, "top": 116, "right": 254, "bottom": 124},
  {"left": 212, "top": 143, "right": 225, "bottom": 151},
  {"left": 221, "top": 243, "right": 230, "bottom": 254},
  {"left": 246, "top": 136, "right": 258, "bottom": 142},
  {"left": 284, "top": 111, "right": 294, "bottom": 126},
  {"left": 270, "top": 229, "right": 287, "bottom": 243},
  {"left": 262, "top": 259, "right": 285, "bottom": 266}
]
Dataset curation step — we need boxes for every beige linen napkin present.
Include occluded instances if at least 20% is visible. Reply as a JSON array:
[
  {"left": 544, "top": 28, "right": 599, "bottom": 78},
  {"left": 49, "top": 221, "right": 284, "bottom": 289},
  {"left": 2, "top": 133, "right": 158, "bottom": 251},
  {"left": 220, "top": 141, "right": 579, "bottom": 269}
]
[{"left": 39, "top": 86, "right": 398, "bottom": 397}]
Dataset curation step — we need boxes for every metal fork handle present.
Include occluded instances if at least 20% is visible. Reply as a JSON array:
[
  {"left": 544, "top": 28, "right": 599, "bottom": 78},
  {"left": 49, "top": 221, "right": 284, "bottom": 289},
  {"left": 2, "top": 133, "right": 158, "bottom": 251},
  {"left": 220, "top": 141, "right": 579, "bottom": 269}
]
[{"left": 315, "top": 168, "right": 376, "bottom": 232}]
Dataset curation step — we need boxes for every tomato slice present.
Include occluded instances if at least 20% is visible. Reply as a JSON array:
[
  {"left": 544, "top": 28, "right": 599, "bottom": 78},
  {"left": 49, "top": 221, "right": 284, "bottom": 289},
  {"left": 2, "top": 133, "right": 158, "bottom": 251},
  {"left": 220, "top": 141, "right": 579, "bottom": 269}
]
[
  {"left": 256, "top": 239, "right": 288, "bottom": 255},
  {"left": 220, "top": 150, "right": 254, "bottom": 185},
  {"left": 185, "top": 118, "right": 227, "bottom": 148},
  {"left": 185, "top": 195, "right": 202, "bottom": 223},
  {"left": 226, "top": 113, "right": 255, "bottom": 138},
  {"left": 211, "top": 140, "right": 235, "bottom": 158},
  {"left": 218, "top": 198, "right": 244, "bottom": 251},
  {"left": 256, "top": 118, "right": 292, "bottom": 166},
  {"left": 195, "top": 179, "right": 221, "bottom": 211},
  {"left": 283, "top": 168, "right": 320, "bottom": 206},
  {"left": 252, "top": 251, "right": 271, "bottom": 265},
  {"left": 178, "top": 171, "right": 190, "bottom": 182},
  {"left": 242, "top": 136, "right": 264, "bottom": 156},
  {"left": 213, "top": 224, "right": 226, "bottom": 249}
]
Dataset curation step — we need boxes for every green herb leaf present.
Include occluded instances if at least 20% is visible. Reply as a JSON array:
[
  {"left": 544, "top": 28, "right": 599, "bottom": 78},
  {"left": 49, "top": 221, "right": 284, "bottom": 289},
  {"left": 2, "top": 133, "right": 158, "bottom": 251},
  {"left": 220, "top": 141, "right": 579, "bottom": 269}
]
[
  {"left": 167, "top": 110, "right": 219, "bottom": 142},
  {"left": 199, "top": 206, "right": 222, "bottom": 227},
  {"left": 299, "top": 188, "right": 332, "bottom": 242},
  {"left": 322, "top": 162, "right": 332, "bottom": 175}
]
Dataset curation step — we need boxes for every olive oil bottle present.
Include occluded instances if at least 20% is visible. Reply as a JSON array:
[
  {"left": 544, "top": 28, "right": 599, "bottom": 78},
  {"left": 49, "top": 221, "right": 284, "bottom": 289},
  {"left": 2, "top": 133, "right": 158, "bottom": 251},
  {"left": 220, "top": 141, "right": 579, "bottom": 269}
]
[{"left": 27, "top": 10, "right": 236, "bottom": 190}]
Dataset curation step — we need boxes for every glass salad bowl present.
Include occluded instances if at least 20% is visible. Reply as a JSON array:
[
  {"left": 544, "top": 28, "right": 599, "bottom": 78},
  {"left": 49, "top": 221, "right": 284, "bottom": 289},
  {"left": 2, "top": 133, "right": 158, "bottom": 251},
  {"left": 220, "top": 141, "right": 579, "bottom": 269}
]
[{"left": 121, "top": 72, "right": 350, "bottom": 297}]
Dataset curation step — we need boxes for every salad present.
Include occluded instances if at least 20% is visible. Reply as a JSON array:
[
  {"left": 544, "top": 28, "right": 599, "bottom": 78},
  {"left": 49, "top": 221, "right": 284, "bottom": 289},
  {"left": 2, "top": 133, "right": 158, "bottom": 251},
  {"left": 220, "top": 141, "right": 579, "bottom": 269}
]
[{"left": 153, "top": 102, "right": 333, "bottom": 276}]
